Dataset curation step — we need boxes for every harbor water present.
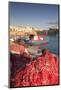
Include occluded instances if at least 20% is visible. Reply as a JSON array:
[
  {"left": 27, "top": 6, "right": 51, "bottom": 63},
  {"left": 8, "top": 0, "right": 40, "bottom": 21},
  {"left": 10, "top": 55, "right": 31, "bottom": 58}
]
[{"left": 42, "top": 35, "right": 59, "bottom": 55}]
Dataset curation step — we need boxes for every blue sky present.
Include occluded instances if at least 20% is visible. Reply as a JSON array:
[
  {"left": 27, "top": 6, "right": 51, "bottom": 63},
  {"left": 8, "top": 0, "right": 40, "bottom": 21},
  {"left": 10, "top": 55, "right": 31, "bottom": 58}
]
[{"left": 9, "top": 2, "right": 59, "bottom": 29}]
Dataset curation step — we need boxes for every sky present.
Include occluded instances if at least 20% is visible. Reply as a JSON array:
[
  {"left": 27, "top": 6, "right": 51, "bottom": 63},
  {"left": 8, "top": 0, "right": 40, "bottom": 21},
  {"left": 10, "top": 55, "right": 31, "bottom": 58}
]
[{"left": 9, "top": 2, "right": 59, "bottom": 29}]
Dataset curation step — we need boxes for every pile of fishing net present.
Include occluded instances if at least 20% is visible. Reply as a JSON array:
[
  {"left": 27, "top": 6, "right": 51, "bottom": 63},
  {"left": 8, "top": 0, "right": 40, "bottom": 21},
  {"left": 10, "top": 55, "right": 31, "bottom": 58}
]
[{"left": 10, "top": 49, "right": 59, "bottom": 87}]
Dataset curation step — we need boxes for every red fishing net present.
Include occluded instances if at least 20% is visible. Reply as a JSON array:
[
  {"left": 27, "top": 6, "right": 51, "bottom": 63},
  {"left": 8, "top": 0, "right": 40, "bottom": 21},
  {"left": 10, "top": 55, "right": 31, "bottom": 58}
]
[{"left": 10, "top": 50, "right": 59, "bottom": 87}]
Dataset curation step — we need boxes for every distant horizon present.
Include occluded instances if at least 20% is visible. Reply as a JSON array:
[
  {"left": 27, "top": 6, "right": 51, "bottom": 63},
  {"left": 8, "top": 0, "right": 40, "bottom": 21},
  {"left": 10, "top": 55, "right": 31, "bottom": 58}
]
[
  {"left": 10, "top": 24, "right": 59, "bottom": 30},
  {"left": 9, "top": 2, "right": 59, "bottom": 30}
]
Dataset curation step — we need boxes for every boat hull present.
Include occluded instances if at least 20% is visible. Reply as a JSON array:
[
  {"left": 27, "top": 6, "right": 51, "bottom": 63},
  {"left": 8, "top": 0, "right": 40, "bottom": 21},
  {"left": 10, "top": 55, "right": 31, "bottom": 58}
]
[{"left": 25, "top": 36, "right": 49, "bottom": 46}]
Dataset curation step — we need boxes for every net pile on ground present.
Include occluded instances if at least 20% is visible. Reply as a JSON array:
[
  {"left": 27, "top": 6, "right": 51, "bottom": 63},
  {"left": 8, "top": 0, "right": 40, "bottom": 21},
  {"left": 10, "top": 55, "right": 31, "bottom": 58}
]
[{"left": 10, "top": 50, "right": 59, "bottom": 87}]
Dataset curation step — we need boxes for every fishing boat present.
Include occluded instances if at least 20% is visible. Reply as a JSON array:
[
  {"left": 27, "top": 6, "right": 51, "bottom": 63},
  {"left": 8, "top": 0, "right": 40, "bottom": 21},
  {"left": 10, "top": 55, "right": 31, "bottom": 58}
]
[{"left": 24, "top": 34, "right": 49, "bottom": 46}]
